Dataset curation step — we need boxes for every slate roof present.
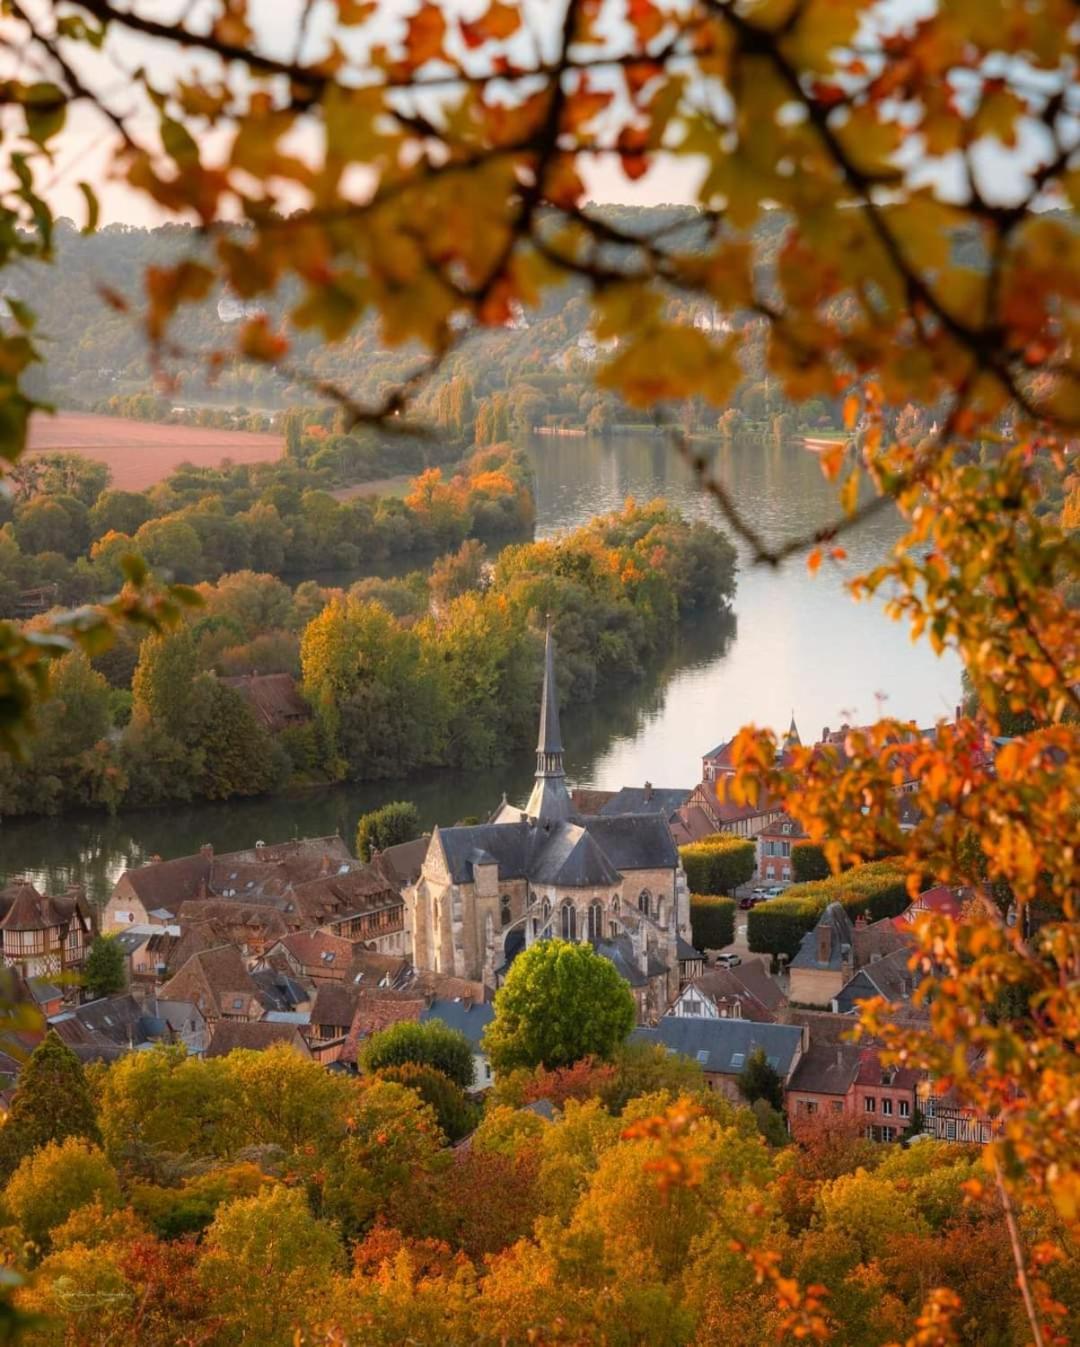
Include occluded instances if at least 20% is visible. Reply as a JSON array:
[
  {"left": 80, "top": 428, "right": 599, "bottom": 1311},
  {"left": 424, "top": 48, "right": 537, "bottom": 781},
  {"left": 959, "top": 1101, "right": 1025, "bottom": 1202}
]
[
  {"left": 528, "top": 825, "right": 621, "bottom": 888},
  {"left": 250, "top": 968, "right": 310, "bottom": 1012},
  {"left": 835, "top": 947, "right": 916, "bottom": 1012},
  {"left": 584, "top": 814, "right": 679, "bottom": 870},
  {"left": 420, "top": 997, "right": 494, "bottom": 1049},
  {"left": 786, "top": 1041, "right": 862, "bottom": 1097},
  {"left": 598, "top": 787, "right": 690, "bottom": 817},
  {"left": 790, "top": 902, "right": 855, "bottom": 972},
  {"left": 635, "top": 1017, "right": 805, "bottom": 1078},
  {"left": 204, "top": 1020, "right": 312, "bottom": 1058},
  {"left": 592, "top": 934, "right": 669, "bottom": 988}
]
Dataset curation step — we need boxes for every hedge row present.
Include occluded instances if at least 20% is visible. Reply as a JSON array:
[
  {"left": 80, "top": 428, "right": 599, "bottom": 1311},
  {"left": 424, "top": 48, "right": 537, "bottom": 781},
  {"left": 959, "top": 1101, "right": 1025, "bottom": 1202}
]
[
  {"left": 791, "top": 841, "right": 831, "bottom": 883},
  {"left": 689, "top": 895, "right": 736, "bottom": 951},
  {"left": 679, "top": 836, "right": 756, "bottom": 895},
  {"left": 746, "top": 860, "right": 910, "bottom": 960}
]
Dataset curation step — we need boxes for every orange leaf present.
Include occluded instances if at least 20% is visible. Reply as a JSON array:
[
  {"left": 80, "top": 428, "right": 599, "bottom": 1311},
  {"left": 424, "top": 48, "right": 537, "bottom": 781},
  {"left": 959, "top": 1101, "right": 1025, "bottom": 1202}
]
[
  {"left": 843, "top": 393, "right": 859, "bottom": 428},
  {"left": 807, "top": 548, "right": 822, "bottom": 575},
  {"left": 403, "top": 3, "right": 446, "bottom": 67},
  {"left": 460, "top": 1, "right": 521, "bottom": 47}
]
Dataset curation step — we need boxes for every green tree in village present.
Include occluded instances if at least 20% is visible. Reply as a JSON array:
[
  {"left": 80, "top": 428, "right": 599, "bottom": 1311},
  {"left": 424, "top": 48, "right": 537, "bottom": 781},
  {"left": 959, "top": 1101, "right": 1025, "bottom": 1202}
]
[
  {"left": 737, "top": 1047, "right": 785, "bottom": 1114},
  {"left": 483, "top": 940, "right": 636, "bottom": 1075},
  {"left": 361, "top": 1020, "right": 475, "bottom": 1091},
  {"left": 82, "top": 934, "right": 127, "bottom": 1000},
  {"left": 0, "top": 1032, "right": 102, "bottom": 1181},
  {"left": 356, "top": 800, "right": 422, "bottom": 862}
]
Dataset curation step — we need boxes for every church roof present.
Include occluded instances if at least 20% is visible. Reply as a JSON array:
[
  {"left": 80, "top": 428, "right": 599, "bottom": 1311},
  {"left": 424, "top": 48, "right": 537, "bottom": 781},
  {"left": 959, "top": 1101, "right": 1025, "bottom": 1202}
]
[
  {"left": 598, "top": 786, "right": 690, "bottom": 817},
  {"left": 529, "top": 825, "right": 620, "bottom": 888},
  {"left": 583, "top": 814, "right": 679, "bottom": 871},
  {"left": 432, "top": 813, "right": 677, "bottom": 889}
]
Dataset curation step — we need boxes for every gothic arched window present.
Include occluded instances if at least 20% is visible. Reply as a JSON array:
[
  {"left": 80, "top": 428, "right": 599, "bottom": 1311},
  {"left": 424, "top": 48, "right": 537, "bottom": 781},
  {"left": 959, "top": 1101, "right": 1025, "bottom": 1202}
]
[
  {"left": 587, "top": 901, "right": 604, "bottom": 941},
  {"left": 500, "top": 894, "right": 512, "bottom": 928},
  {"left": 655, "top": 900, "right": 665, "bottom": 927},
  {"left": 560, "top": 902, "right": 577, "bottom": 941},
  {"left": 638, "top": 889, "right": 651, "bottom": 917}
]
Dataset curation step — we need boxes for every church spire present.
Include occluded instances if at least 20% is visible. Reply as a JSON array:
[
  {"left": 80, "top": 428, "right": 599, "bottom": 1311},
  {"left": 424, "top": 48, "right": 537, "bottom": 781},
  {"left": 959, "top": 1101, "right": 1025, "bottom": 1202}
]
[{"left": 525, "top": 621, "right": 574, "bottom": 822}]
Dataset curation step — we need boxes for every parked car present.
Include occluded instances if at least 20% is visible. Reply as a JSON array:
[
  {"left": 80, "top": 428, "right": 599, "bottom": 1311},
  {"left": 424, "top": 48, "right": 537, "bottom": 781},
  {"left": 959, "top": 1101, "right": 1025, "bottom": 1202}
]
[
  {"left": 715, "top": 952, "right": 742, "bottom": 968},
  {"left": 763, "top": 885, "right": 786, "bottom": 898},
  {"left": 738, "top": 895, "right": 758, "bottom": 910}
]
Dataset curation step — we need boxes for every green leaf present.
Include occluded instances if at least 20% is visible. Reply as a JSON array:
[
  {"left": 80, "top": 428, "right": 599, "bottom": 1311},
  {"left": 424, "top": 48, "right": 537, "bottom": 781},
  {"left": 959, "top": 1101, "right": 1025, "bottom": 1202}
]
[{"left": 77, "top": 182, "right": 99, "bottom": 234}]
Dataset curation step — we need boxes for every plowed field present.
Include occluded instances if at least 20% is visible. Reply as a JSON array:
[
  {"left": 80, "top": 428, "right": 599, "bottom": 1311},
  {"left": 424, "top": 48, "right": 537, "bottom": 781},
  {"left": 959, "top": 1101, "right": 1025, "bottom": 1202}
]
[{"left": 27, "top": 411, "right": 282, "bottom": 489}]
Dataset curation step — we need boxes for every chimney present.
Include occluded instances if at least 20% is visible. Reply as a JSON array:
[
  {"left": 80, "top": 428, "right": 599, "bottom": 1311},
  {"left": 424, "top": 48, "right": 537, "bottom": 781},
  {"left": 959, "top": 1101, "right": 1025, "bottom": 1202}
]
[
  {"left": 200, "top": 843, "right": 213, "bottom": 860},
  {"left": 817, "top": 925, "right": 831, "bottom": 963},
  {"left": 854, "top": 913, "right": 866, "bottom": 929},
  {"left": 643, "top": 780, "right": 653, "bottom": 802},
  {"left": 150, "top": 854, "right": 163, "bottom": 865},
  {"left": 255, "top": 840, "right": 266, "bottom": 860},
  {"left": 822, "top": 726, "right": 829, "bottom": 743}
]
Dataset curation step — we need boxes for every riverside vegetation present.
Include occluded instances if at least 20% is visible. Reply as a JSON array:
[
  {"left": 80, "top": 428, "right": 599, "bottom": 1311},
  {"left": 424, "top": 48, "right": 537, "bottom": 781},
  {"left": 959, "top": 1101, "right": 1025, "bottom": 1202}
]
[{"left": 0, "top": 493, "right": 735, "bottom": 816}]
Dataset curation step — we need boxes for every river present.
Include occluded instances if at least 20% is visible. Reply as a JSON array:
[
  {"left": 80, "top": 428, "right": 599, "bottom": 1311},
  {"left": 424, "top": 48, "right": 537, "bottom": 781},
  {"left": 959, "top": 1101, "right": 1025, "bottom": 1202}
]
[{"left": 0, "top": 430, "right": 961, "bottom": 901}]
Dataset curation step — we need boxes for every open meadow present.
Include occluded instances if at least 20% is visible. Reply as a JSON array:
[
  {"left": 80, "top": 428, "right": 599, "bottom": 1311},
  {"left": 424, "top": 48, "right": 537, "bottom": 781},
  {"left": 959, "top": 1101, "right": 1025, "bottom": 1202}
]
[{"left": 27, "top": 411, "right": 283, "bottom": 489}]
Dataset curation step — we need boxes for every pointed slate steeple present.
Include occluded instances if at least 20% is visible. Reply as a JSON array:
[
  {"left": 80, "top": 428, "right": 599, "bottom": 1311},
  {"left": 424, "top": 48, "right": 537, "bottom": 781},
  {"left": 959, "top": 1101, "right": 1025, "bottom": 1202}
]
[
  {"left": 785, "top": 711, "right": 801, "bottom": 747},
  {"left": 525, "top": 623, "right": 574, "bottom": 823}
]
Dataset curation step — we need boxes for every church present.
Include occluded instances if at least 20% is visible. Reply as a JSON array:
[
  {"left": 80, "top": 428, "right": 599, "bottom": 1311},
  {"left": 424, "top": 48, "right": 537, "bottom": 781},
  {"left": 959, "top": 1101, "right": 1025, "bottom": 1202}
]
[{"left": 404, "top": 628, "right": 694, "bottom": 1019}]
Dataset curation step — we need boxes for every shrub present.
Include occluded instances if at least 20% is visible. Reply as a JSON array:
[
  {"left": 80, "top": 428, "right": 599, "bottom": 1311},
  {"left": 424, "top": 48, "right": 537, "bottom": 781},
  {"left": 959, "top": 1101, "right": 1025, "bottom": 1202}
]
[
  {"left": 747, "top": 860, "right": 909, "bottom": 959},
  {"left": 5, "top": 1138, "right": 120, "bottom": 1250},
  {"left": 791, "top": 842, "right": 831, "bottom": 883},
  {"left": 679, "top": 836, "right": 755, "bottom": 895},
  {"left": 689, "top": 894, "right": 735, "bottom": 950}
]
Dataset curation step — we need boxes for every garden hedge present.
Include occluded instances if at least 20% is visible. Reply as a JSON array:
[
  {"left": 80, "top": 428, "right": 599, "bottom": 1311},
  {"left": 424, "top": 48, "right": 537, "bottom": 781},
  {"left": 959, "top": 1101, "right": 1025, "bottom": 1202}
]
[
  {"left": 689, "top": 895, "right": 736, "bottom": 951},
  {"left": 746, "top": 860, "right": 910, "bottom": 960},
  {"left": 791, "top": 841, "right": 831, "bottom": 883},
  {"left": 679, "top": 836, "right": 756, "bottom": 895}
]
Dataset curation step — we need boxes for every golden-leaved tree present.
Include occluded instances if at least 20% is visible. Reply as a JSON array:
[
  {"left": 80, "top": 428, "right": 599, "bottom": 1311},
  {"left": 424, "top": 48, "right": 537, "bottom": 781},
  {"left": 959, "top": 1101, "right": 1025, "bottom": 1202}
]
[{"left": 2, "top": 0, "right": 1078, "bottom": 1340}]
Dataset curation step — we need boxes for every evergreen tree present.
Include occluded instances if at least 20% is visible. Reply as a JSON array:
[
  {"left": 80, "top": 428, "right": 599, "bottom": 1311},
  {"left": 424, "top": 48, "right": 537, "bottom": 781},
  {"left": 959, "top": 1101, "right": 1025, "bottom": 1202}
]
[
  {"left": 0, "top": 1032, "right": 101, "bottom": 1181},
  {"left": 737, "top": 1047, "right": 785, "bottom": 1113},
  {"left": 83, "top": 934, "right": 127, "bottom": 999}
]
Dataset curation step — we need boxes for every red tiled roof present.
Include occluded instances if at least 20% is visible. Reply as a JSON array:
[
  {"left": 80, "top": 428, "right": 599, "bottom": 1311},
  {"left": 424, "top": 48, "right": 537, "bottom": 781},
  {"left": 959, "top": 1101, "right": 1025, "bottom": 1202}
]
[{"left": 220, "top": 673, "right": 310, "bottom": 732}]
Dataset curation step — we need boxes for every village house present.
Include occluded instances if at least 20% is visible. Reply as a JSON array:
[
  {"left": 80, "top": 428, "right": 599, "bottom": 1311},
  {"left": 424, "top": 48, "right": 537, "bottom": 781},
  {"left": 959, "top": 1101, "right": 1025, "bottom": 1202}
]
[
  {"left": 49, "top": 993, "right": 208, "bottom": 1059},
  {"left": 788, "top": 904, "right": 909, "bottom": 1008},
  {"left": 219, "top": 672, "right": 310, "bottom": 732},
  {"left": 854, "top": 1048, "right": 920, "bottom": 1141},
  {"left": 407, "top": 628, "right": 692, "bottom": 1018},
  {"left": 158, "top": 944, "right": 264, "bottom": 1024},
  {"left": 668, "top": 957, "right": 787, "bottom": 1023},
  {"left": 634, "top": 1017, "right": 807, "bottom": 1100},
  {"left": 112, "top": 925, "right": 179, "bottom": 987},
  {"left": 784, "top": 1041, "right": 863, "bottom": 1125},
  {"left": 833, "top": 943, "right": 916, "bottom": 1014},
  {"left": 104, "top": 834, "right": 407, "bottom": 956},
  {"left": 0, "top": 881, "right": 93, "bottom": 980},
  {"left": 755, "top": 813, "right": 808, "bottom": 884},
  {"left": 263, "top": 930, "right": 357, "bottom": 984},
  {"left": 204, "top": 1019, "right": 312, "bottom": 1058}
]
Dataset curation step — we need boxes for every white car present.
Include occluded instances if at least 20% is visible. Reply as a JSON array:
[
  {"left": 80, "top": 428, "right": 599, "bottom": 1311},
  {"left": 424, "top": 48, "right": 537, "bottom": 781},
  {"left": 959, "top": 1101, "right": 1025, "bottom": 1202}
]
[{"left": 715, "top": 952, "right": 742, "bottom": 968}]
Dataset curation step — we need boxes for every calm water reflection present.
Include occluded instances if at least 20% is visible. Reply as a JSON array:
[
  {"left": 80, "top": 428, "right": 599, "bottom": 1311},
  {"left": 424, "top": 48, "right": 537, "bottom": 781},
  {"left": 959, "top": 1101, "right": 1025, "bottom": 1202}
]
[{"left": 0, "top": 432, "right": 959, "bottom": 900}]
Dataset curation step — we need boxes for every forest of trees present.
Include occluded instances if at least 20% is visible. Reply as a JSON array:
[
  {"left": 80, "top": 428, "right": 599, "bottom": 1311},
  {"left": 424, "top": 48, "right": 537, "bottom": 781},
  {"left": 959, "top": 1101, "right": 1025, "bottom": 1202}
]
[
  {"left": 1, "top": 1026, "right": 1070, "bottom": 1347},
  {"left": 0, "top": 443, "right": 535, "bottom": 619},
  {"left": 0, "top": 495, "right": 735, "bottom": 815}
]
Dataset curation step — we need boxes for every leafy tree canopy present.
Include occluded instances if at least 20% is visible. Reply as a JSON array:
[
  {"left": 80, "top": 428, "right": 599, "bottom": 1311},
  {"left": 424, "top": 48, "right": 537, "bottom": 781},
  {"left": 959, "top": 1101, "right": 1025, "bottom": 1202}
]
[{"left": 483, "top": 939, "right": 636, "bottom": 1074}]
